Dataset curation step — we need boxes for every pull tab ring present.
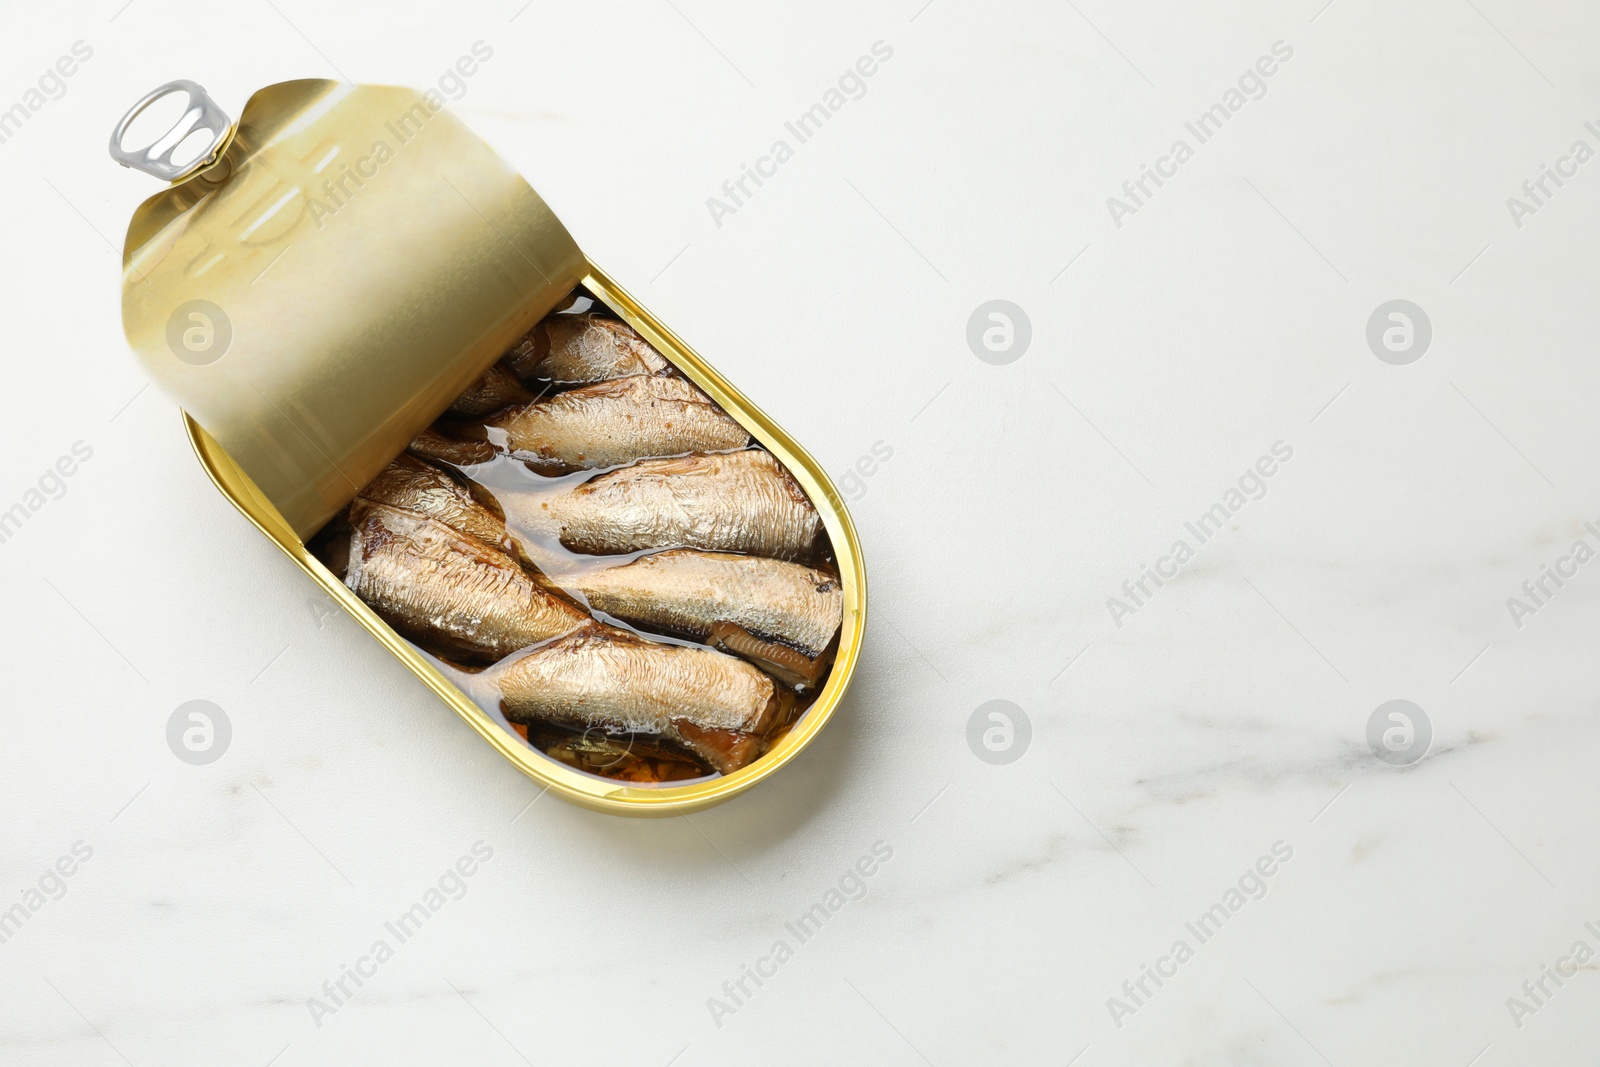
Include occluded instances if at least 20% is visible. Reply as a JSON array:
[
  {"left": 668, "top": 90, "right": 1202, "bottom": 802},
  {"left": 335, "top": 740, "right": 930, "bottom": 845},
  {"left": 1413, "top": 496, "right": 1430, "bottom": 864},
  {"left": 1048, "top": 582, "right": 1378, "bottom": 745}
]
[{"left": 109, "top": 80, "right": 232, "bottom": 182}]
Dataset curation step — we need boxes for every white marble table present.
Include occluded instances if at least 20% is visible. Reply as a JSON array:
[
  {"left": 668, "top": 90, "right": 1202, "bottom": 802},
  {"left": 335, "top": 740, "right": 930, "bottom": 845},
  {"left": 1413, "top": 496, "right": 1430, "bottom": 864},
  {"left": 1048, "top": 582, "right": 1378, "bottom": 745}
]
[{"left": 3, "top": 1, "right": 1599, "bottom": 1063}]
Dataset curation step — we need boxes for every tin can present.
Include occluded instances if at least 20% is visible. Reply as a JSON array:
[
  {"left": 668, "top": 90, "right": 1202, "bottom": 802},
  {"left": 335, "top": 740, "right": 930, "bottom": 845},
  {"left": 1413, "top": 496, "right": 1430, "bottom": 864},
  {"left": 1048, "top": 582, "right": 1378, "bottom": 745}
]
[{"left": 112, "top": 79, "right": 866, "bottom": 815}]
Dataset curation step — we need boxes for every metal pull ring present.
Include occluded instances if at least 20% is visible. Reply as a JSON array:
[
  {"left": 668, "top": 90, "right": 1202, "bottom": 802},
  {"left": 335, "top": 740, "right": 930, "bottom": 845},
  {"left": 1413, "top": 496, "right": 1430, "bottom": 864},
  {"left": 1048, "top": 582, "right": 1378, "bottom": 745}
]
[{"left": 109, "top": 80, "right": 232, "bottom": 182}]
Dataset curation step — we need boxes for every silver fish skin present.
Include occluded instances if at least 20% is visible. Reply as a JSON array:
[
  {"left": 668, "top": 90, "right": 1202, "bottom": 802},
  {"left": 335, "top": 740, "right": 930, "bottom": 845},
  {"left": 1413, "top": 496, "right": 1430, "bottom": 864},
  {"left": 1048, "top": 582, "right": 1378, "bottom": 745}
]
[
  {"left": 497, "top": 627, "right": 778, "bottom": 773},
  {"left": 449, "top": 363, "right": 535, "bottom": 417},
  {"left": 484, "top": 376, "right": 751, "bottom": 474},
  {"left": 505, "top": 449, "right": 822, "bottom": 560},
  {"left": 345, "top": 502, "right": 589, "bottom": 662},
  {"left": 358, "top": 455, "right": 510, "bottom": 553},
  {"left": 408, "top": 426, "right": 499, "bottom": 469},
  {"left": 505, "top": 314, "right": 670, "bottom": 384},
  {"left": 572, "top": 549, "right": 841, "bottom": 657}
]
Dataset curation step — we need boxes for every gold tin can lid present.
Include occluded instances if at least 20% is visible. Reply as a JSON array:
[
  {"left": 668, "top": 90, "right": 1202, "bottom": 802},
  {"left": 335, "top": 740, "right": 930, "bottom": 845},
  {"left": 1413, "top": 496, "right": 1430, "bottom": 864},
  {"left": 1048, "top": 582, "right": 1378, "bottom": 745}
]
[{"left": 115, "top": 79, "right": 584, "bottom": 539}]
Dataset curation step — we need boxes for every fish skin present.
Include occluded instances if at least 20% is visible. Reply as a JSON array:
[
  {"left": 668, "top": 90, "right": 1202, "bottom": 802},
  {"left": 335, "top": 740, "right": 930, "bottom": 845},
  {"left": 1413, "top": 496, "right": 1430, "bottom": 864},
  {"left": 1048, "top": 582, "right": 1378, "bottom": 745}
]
[
  {"left": 505, "top": 449, "right": 823, "bottom": 560},
  {"left": 449, "top": 363, "right": 535, "bottom": 417},
  {"left": 498, "top": 627, "right": 777, "bottom": 773},
  {"left": 708, "top": 622, "right": 828, "bottom": 689},
  {"left": 345, "top": 501, "right": 589, "bottom": 661},
  {"left": 572, "top": 549, "right": 841, "bottom": 657},
  {"left": 408, "top": 426, "right": 499, "bottom": 468},
  {"left": 504, "top": 314, "right": 670, "bottom": 384},
  {"left": 358, "top": 454, "right": 510, "bottom": 553},
  {"left": 483, "top": 376, "right": 751, "bottom": 474}
]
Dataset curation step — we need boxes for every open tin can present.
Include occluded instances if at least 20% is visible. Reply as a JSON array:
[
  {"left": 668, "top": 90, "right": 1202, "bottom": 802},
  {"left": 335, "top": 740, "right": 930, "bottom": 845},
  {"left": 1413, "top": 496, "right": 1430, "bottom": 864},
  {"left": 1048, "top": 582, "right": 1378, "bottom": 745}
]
[{"left": 113, "top": 79, "right": 866, "bottom": 815}]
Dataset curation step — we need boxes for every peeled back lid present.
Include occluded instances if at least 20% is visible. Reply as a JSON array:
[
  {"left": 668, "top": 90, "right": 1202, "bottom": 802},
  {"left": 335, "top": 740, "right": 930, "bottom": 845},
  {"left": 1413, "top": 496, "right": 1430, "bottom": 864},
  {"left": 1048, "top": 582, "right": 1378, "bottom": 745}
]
[{"left": 118, "top": 79, "right": 585, "bottom": 539}]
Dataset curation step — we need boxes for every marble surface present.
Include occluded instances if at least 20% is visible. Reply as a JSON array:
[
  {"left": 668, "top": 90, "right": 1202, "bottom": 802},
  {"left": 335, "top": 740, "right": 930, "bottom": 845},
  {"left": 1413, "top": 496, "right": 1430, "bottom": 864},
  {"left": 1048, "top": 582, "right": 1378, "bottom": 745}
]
[{"left": 4, "top": 1, "right": 1600, "bottom": 1063}]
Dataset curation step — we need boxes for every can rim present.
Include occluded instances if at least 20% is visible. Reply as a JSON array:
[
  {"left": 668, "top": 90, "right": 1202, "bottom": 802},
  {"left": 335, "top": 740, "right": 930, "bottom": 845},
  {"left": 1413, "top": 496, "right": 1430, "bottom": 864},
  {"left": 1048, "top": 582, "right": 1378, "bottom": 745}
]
[{"left": 183, "top": 259, "right": 867, "bottom": 817}]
